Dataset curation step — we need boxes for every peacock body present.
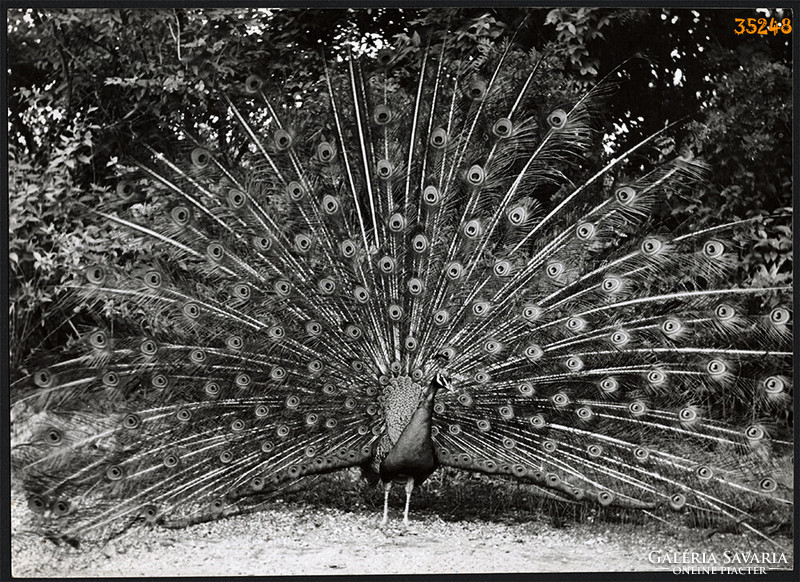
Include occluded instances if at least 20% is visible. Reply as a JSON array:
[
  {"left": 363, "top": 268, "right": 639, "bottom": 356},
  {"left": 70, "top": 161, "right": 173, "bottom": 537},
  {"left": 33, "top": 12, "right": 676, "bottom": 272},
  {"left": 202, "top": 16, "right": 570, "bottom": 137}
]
[{"left": 11, "top": 19, "right": 793, "bottom": 545}]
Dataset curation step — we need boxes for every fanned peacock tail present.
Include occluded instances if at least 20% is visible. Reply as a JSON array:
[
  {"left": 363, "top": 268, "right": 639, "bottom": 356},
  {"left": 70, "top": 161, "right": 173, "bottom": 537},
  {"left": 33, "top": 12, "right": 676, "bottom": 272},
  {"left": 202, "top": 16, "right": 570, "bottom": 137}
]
[{"left": 11, "top": 29, "right": 792, "bottom": 544}]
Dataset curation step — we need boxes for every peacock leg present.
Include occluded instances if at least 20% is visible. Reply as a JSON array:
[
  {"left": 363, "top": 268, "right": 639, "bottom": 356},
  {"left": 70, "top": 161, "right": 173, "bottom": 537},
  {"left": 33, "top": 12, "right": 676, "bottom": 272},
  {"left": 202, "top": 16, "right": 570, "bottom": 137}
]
[
  {"left": 402, "top": 477, "right": 414, "bottom": 526},
  {"left": 380, "top": 481, "right": 391, "bottom": 525}
]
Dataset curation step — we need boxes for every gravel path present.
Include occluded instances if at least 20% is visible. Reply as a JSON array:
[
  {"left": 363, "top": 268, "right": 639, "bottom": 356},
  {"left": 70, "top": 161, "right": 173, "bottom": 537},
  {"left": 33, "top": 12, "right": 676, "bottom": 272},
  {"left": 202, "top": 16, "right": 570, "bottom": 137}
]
[{"left": 12, "top": 494, "right": 793, "bottom": 577}]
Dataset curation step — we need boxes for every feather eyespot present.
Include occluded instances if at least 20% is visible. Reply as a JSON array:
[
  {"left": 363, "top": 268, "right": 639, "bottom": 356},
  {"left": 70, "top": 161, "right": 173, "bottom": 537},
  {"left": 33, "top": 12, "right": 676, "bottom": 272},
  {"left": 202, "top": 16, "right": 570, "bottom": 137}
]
[
  {"left": 599, "top": 377, "right": 618, "bottom": 394},
  {"left": 484, "top": 339, "right": 503, "bottom": 355},
  {"left": 377, "top": 159, "right": 394, "bottom": 179},
  {"left": 462, "top": 218, "right": 482, "bottom": 238},
  {"left": 144, "top": 270, "right": 163, "bottom": 288},
  {"left": 85, "top": 264, "right": 107, "bottom": 285},
  {"left": 669, "top": 493, "right": 687, "bottom": 510},
  {"left": 423, "top": 185, "right": 441, "bottom": 205},
  {"left": 507, "top": 205, "right": 528, "bottom": 226},
  {"left": 597, "top": 491, "right": 615, "bottom": 506},
  {"left": 524, "top": 344, "right": 544, "bottom": 362},
  {"left": 546, "top": 262, "right": 564, "bottom": 278},
  {"left": 706, "top": 359, "right": 727, "bottom": 376},
  {"left": 88, "top": 330, "right": 108, "bottom": 349},
  {"left": 318, "top": 278, "right": 336, "bottom": 294},
  {"left": 446, "top": 262, "right": 464, "bottom": 279},
  {"left": 412, "top": 234, "right": 429, "bottom": 253},
  {"left": 190, "top": 148, "right": 210, "bottom": 169},
  {"left": 374, "top": 104, "right": 392, "bottom": 125},
  {"left": 430, "top": 127, "right": 447, "bottom": 148},
  {"left": 547, "top": 109, "right": 567, "bottom": 129},
  {"left": 140, "top": 339, "right": 157, "bottom": 356},
  {"left": 388, "top": 304, "right": 404, "bottom": 321},
  {"left": 472, "top": 300, "right": 491, "bottom": 317},
  {"left": 493, "top": 260, "right": 512, "bottom": 277},
  {"left": 601, "top": 276, "right": 622, "bottom": 293},
  {"left": 695, "top": 465, "right": 713, "bottom": 480},
  {"left": 744, "top": 425, "right": 766, "bottom": 441},
  {"left": 769, "top": 307, "right": 791, "bottom": 325},
  {"left": 615, "top": 186, "right": 636, "bottom": 205},
  {"left": 565, "top": 356, "right": 583, "bottom": 371},
  {"left": 492, "top": 117, "right": 513, "bottom": 138},
  {"left": 378, "top": 256, "right": 396, "bottom": 273},
  {"left": 628, "top": 400, "right": 647, "bottom": 416},
  {"left": 305, "top": 321, "right": 322, "bottom": 336},
  {"left": 408, "top": 278, "right": 424, "bottom": 296},
  {"left": 163, "top": 453, "right": 179, "bottom": 468},
  {"left": 151, "top": 374, "right": 168, "bottom": 389},
  {"left": 322, "top": 194, "right": 340, "bottom": 214},
  {"left": 576, "top": 222, "right": 595, "bottom": 240},
  {"left": 294, "top": 234, "right": 312, "bottom": 253},
  {"left": 474, "top": 371, "right": 490, "bottom": 383},
  {"left": 433, "top": 309, "right": 450, "bottom": 326},
  {"left": 466, "top": 165, "right": 485, "bottom": 186},
  {"left": 171, "top": 206, "right": 192, "bottom": 225},
  {"left": 286, "top": 181, "right": 305, "bottom": 200},
  {"left": 610, "top": 330, "right": 630, "bottom": 346},
  {"left": 227, "top": 189, "right": 246, "bottom": 209},
  {"left": 353, "top": 286, "right": 370, "bottom": 303},
  {"left": 703, "top": 240, "right": 724, "bottom": 259},
  {"left": 467, "top": 79, "right": 487, "bottom": 100},
  {"left": 316, "top": 141, "right": 336, "bottom": 162},
  {"left": 759, "top": 477, "right": 777, "bottom": 492},
  {"left": 587, "top": 444, "right": 603, "bottom": 457},
  {"left": 499, "top": 405, "right": 514, "bottom": 420},
  {"left": 254, "top": 235, "right": 271, "bottom": 251},
  {"left": 763, "top": 376, "right": 786, "bottom": 395},
  {"left": 345, "top": 324, "right": 363, "bottom": 339},
  {"left": 116, "top": 180, "right": 136, "bottom": 200},
  {"left": 566, "top": 317, "right": 587, "bottom": 332},
  {"left": 714, "top": 303, "right": 736, "bottom": 320},
  {"left": 274, "top": 129, "right": 292, "bottom": 150},
  {"left": 44, "top": 428, "right": 63, "bottom": 446},
  {"left": 661, "top": 318, "right": 683, "bottom": 338},
  {"left": 244, "top": 75, "right": 263, "bottom": 93},
  {"left": 206, "top": 244, "right": 225, "bottom": 263},
  {"left": 641, "top": 238, "right": 663, "bottom": 256},
  {"left": 388, "top": 213, "right": 406, "bottom": 232},
  {"left": 123, "top": 413, "right": 141, "bottom": 429},
  {"left": 52, "top": 500, "right": 71, "bottom": 517}
]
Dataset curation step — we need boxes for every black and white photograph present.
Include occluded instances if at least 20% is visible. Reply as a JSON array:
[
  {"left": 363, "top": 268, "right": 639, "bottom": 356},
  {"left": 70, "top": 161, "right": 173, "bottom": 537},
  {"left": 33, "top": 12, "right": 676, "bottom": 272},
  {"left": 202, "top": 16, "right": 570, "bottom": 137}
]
[{"left": 6, "top": 4, "right": 795, "bottom": 577}]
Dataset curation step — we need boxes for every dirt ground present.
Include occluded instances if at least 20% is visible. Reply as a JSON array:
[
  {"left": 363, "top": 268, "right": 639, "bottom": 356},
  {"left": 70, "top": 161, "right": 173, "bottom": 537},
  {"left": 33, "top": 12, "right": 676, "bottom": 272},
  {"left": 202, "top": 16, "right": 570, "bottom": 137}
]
[{"left": 11, "top": 492, "right": 793, "bottom": 577}]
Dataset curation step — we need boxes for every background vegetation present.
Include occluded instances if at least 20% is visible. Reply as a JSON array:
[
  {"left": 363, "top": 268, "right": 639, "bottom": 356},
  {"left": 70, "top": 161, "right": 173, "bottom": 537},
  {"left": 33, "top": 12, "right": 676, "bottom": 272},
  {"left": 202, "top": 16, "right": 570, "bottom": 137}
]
[{"left": 7, "top": 6, "right": 793, "bottom": 378}]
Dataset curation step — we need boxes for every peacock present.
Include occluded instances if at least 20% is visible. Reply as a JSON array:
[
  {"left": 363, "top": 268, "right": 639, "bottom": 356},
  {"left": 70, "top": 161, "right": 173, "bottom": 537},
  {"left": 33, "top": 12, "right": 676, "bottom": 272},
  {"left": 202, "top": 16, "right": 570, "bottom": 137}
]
[{"left": 10, "top": 16, "right": 793, "bottom": 547}]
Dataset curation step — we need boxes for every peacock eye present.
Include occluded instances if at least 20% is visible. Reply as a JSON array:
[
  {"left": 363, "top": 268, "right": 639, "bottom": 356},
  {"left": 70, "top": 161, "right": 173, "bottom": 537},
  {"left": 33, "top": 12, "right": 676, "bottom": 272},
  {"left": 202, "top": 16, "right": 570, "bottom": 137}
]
[
  {"left": 274, "top": 129, "right": 293, "bottom": 150},
  {"left": 430, "top": 128, "right": 447, "bottom": 148},
  {"left": 374, "top": 104, "right": 393, "bottom": 125}
]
